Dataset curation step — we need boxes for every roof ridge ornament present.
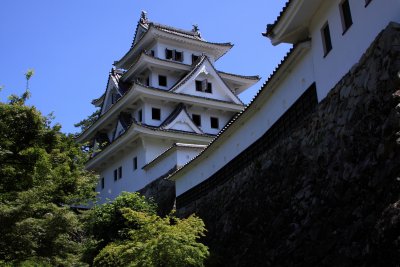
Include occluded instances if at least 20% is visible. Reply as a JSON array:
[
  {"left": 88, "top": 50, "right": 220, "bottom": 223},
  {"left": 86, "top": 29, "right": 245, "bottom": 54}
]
[
  {"left": 192, "top": 24, "right": 201, "bottom": 38},
  {"left": 140, "top": 10, "right": 148, "bottom": 24}
]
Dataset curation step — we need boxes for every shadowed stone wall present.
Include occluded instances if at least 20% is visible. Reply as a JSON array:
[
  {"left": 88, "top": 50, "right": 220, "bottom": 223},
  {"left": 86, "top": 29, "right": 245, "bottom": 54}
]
[{"left": 176, "top": 22, "right": 400, "bottom": 266}]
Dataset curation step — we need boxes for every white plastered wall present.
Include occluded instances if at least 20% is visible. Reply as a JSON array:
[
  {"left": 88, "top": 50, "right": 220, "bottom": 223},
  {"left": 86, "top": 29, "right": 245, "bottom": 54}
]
[
  {"left": 175, "top": 50, "right": 315, "bottom": 196},
  {"left": 310, "top": 0, "right": 400, "bottom": 101}
]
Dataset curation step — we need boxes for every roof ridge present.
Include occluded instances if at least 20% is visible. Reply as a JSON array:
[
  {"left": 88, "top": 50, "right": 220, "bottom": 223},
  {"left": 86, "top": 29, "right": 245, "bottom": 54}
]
[
  {"left": 218, "top": 70, "right": 261, "bottom": 80},
  {"left": 160, "top": 103, "right": 186, "bottom": 128},
  {"left": 169, "top": 55, "right": 208, "bottom": 92},
  {"left": 149, "top": 22, "right": 203, "bottom": 39},
  {"left": 262, "top": 0, "right": 292, "bottom": 37}
]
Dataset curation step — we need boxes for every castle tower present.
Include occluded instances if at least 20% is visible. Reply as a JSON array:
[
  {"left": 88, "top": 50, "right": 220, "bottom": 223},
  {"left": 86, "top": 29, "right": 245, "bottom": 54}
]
[{"left": 76, "top": 12, "right": 259, "bottom": 203}]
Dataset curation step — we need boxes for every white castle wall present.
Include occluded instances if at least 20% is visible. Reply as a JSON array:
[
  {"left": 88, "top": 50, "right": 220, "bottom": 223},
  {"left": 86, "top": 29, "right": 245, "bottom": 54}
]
[
  {"left": 174, "top": 0, "right": 400, "bottom": 196},
  {"left": 176, "top": 50, "right": 314, "bottom": 196},
  {"left": 311, "top": 0, "right": 400, "bottom": 101}
]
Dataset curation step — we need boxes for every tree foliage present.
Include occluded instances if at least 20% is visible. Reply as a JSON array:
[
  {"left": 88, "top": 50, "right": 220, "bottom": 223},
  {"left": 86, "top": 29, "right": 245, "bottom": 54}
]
[
  {"left": 0, "top": 73, "right": 97, "bottom": 266},
  {"left": 82, "top": 192, "right": 157, "bottom": 263},
  {"left": 1, "top": 72, "right": 209, "bottom": 266},
  {"left": 74, "top": 109, "right": 100, "bottom": 134},
  {"left": 88, "top": 193, "right": 209, "bottom": 267}
]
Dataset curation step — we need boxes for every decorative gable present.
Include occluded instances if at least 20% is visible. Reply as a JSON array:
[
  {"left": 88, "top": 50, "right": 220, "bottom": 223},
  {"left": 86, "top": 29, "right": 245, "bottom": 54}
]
[
  {"left": 100, "top": 70, "right": 130, "bottom": 115},
  {"left": 170, "top": 57, "right": 243, "bottom": 105},
  {"left": 161, "top": 104, "right": 203, "bottom": 134}
]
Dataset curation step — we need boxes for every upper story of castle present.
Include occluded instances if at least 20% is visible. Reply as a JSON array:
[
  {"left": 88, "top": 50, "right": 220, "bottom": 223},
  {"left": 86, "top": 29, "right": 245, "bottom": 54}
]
[
  {"left": 114, "top": 11, "right": 233, "bottom": 70},
  {"left": 76, "top": 12, "right": 260, "bottom": 158}
]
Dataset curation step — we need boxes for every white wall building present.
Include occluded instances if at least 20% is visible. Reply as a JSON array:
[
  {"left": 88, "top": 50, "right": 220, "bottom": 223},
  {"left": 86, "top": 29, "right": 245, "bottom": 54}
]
[
  {"left": 170, "top": 0, "right": 400, "bottom": 206},
  {"left": 77, "top": 12, "right": 259, "bottom": 203}
]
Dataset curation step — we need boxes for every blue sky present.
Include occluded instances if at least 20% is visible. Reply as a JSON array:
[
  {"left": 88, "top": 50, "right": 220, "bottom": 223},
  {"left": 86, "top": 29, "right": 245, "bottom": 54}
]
[{"left": 0, "top": 0, "right": 290, "bottom": 134}]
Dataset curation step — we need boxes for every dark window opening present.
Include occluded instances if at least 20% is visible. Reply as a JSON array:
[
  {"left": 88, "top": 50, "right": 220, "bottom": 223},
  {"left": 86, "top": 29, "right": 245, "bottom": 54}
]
[
  {"left": 118, "top": 166, "right": 122, "bottom": 179},
  {"left": 192, "top": 54, "right": 200, "bottom": 64},
  {"left": 192, "top": 114, "right": 201, "bottom": 127},
  {"left": 195, "top": 80, "right": 202, "bottom": 91},
  {"left": 114, "top": 169, "right": 118, "bottom": 181},
  {"left": 210, "top": 117, "right": 219, "bottom": 129},
  {"left": 138, "top": 109, "right": 142, "bottom": 122},
  {"left": 206, "top": 82, "right": 212, "bottom": 93},
  {"left": 152, "top": 108, "right": 161, "bottom": 120},
  {"left": 146, "top": 77, "right": 150, "bottom": 86},
  {"left": 195, "top": 79, "right": 212, "bottom": 93},
  {"left": 321, "top": 22, "right": 332, "bottom": 56},
  {"left": 165, "top": 48, "right": 183, "bottom": 62},
  {"left": 165, "top": 49, "right": 173, "bottom": 60},
  {"left": 175, "top": 51, "right": 183, "bottom": 62},
  {"left": 133, "top": 157, "right": 138, "bottom": 170},
  {"left": 158, "top": 75, "right": 167, "bottom": 86},
  {"left": 150, "top": 50, "right": 155, "bottom": 57},
  {"left": 101, "top": 177, "right": 105, "bottom": 189},
  {"left": 340, "top": 0, "right": 353, "bottom": 33}
]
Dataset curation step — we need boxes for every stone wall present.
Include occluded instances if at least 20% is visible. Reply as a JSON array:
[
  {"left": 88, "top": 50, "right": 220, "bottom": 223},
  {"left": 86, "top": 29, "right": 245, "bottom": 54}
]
[
  {"left": 138, "top": 167, "right": 176, "bottom": 216},
  {"left": 178, "top": 22, "right": 400, "bottom": 266}
]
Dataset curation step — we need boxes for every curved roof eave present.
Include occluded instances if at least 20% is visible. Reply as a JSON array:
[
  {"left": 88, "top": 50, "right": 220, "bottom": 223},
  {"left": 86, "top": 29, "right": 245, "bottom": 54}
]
[{"left": 115, "top": 25, "right": 233, "bottom": 69}]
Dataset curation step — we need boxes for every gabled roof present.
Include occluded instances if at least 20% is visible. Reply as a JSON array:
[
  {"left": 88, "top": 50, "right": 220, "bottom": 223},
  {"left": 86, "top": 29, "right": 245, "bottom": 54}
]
[
  {"left": 86, "top": 120, "right": 215, "bottom": 170},
  {"left": 132, "top": 11, "right": 203, "bottom": 47},
  {"left": 170, "top": 55, "right": 244, "bottom": 105},
  {"left": 120, "top": 52, "right": 260, "bottom": 94},
  {"left": 91, "top": 93, "right": 105, "bottom": 107},
  {"left": 76, "top": 82, "right": 244, "bottom": 143},
  {"left": 115, "top": 12, "right": 233, "bottom": 69},
  {"left": 160, "top": 104, "right": 203, "bottom": 134},
  {"left": 96, "top": 69, "right": 131, "bottom": 114},
  {"left": 142, "top": 143, "right": 206, "bottom": 170}
]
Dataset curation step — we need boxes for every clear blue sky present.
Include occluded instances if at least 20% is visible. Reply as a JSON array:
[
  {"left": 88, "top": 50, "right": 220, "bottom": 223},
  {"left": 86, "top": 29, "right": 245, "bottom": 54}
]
[{"left": 0, "top": 0, "right": 290, "bottom": 134}]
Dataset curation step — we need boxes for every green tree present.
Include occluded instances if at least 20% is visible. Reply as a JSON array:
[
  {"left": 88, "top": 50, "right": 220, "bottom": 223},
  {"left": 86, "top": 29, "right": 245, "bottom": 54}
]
[
  {"left": 0, "top": 72, "right": 97, "bottom": 266},
  {"left": 86, "top": 193, "right": 209, "bottom": 267},
  {"left": 83, "top": 192, "right": 157, "bottom": 262},
  {"left": 74, "top": 109, "right": 100, "bottom": 133}
]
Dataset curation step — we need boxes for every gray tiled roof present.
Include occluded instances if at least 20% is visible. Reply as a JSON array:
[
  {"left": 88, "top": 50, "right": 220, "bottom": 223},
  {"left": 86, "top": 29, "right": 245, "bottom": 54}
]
[{"left": 263, "top": 1, "right": 291, "bottom": 37}]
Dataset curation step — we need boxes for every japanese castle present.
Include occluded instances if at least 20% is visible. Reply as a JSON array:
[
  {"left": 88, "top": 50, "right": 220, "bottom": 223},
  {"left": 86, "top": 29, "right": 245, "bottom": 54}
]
[{"left": 76, "top": 11, "right": 259, "bottom": 203}]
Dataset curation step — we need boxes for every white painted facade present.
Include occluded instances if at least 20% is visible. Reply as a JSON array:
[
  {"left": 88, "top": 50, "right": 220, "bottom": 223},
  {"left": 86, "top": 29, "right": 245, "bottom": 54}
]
[
  {"left": 171, "top": 0, "right": 400, "bottom": 197},
  {"left": 79, "top": 12, "right": 259, "bottom": 203}
]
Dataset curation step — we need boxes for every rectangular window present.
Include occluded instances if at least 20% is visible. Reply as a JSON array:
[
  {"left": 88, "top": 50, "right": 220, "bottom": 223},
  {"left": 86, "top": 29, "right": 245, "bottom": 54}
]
[
  {"left": 210, "top": 117, "right": 219, "bottom": 129},
  {"left": 195, "top": 79, "right": 212, "bottom": 93},
  {"left": 192, "top": 114, "right": 201, "bottom": 127},
  {"left": 152, "top": 108, "right": 161, "bottom": 120},
  {"left": 165, "top": 49, "right": 173, "bottom": 60},
  {"left": 150, "top": 50, "right": 155, "bottom": 57},
  {"left": 138, "top": 109, "right": 142, "bottom": 122},
  {"left": 133, "top": 157, "right": 138, "bottom": 170},
  {"left": 158, "top": 75, "right": 167, "bottom": 86},
  {"left": 175, "top": 51, "right": 183, "bottom": 62},
  {"left": 195, "top": 80, "right": 203, "bottom": 91},
  {"left": 165, "top": 48, "right": 183, "bottom": 62},
  {"left": 146, "top": 77, "right": 150, "bottom": 86},
  {"left": 321, "top": 22, "right": 332, "bottom": 56},
  {"left": 206, "top": 82, "right": 212, "bottom": 93},
  {"left": 340, "top": 0, "right": 353, "bottom": 33},
  {"left": 114, "top": 169, "right": 118, "bottom": 181},
  {"left": 101, "top": 177, "right": 105, "bottom": 189},
  {"left": 192, "top": 54, "right": 199, "bottom": 64},
  {"left": 118, "top": 166, "right": 122, "bottom": 179}
]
